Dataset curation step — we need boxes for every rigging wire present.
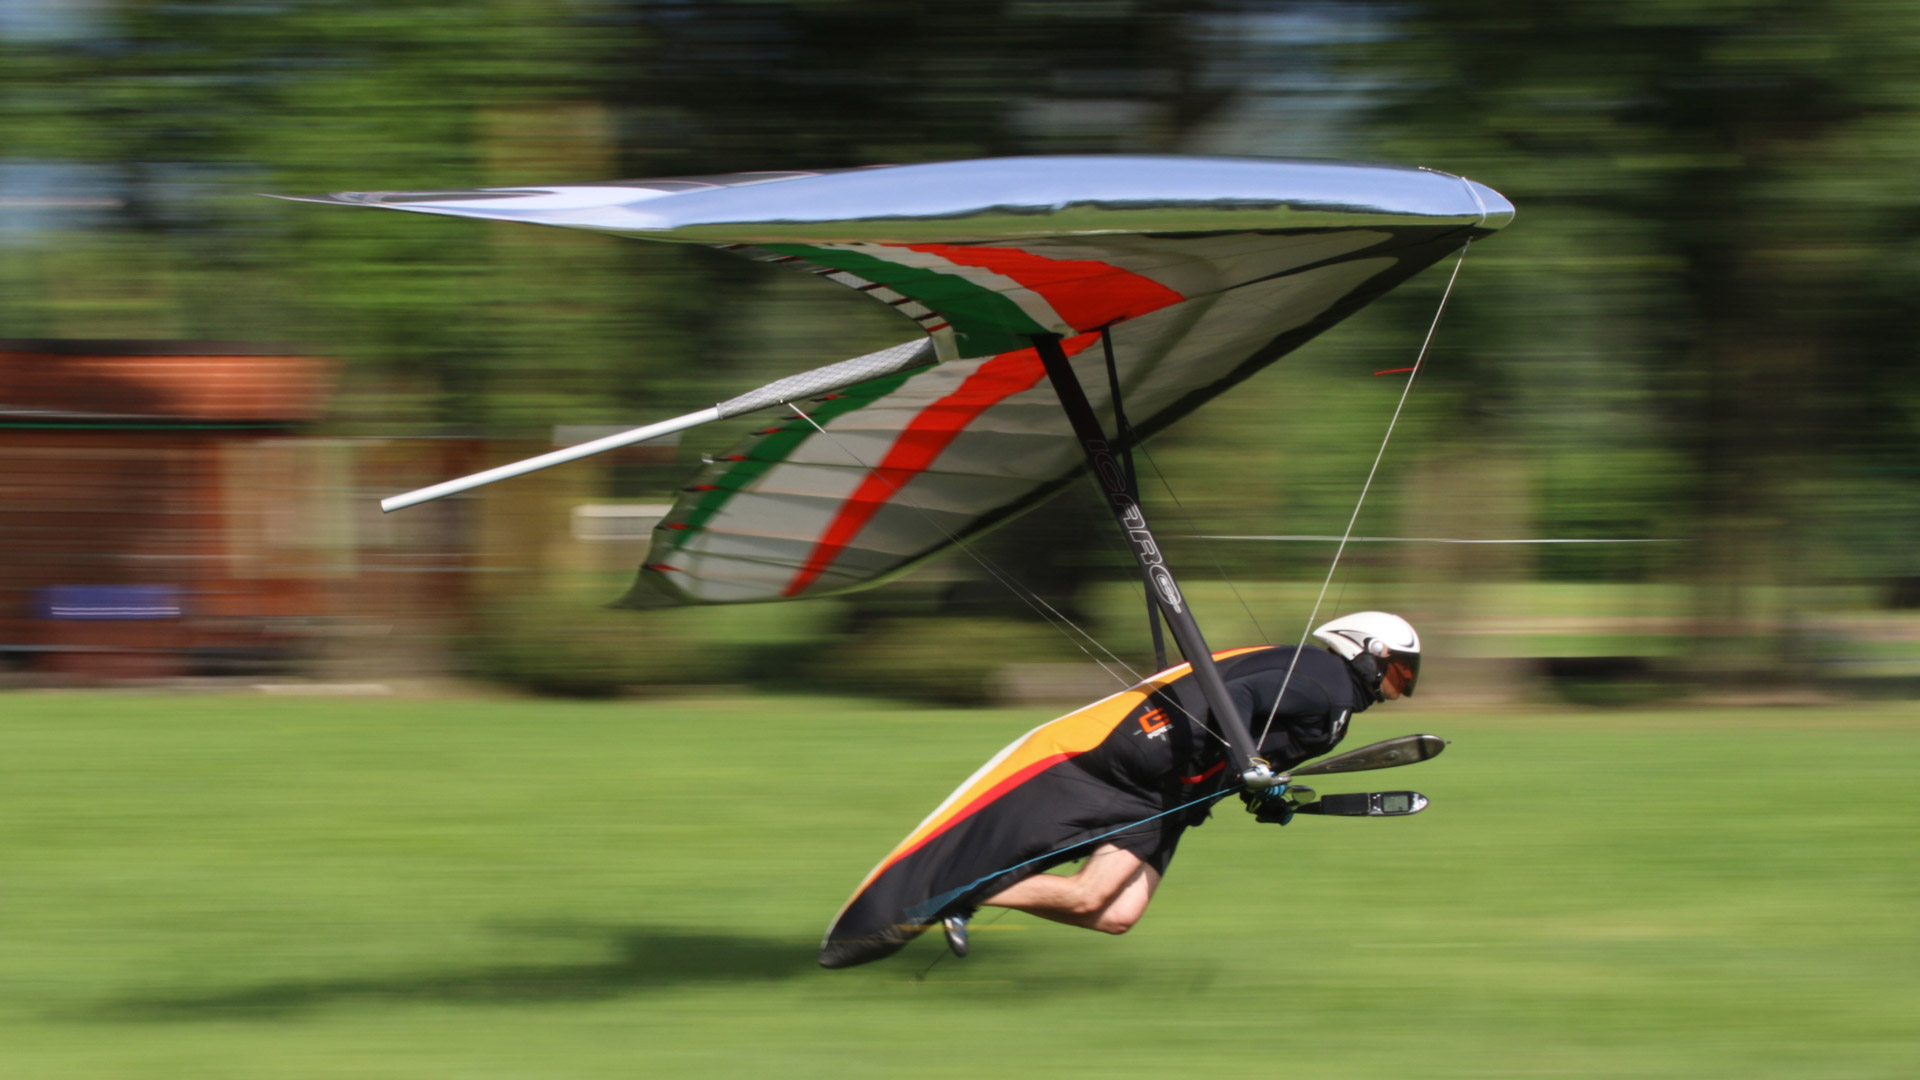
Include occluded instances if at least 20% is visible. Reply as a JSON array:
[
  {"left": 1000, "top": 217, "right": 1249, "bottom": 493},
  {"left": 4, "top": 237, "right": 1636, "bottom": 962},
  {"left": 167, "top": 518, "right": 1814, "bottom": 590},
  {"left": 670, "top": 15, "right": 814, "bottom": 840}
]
[
  {"left": 1054, "top": 458, "right": 1238, "bottom": 751},
  {"left": 1257, "top": 241, "right": 1472, "bottom": 750},
  {"left": 785, "top": 403, "right": 1135, "bottom": 686},
  {"left": 1060, "top": 479, "right": 1234, "bottom": 739},
  {"left": 1134, "top": 440, "right": 1272, "bottom": 646},
  {"left": 1197, "top": 534, "right": 1686, "bottom": 545},
  {"left": 1075, "top": 476, "right": 1170, "bottom": 653},
  {"left": 911, "top": 906, "right": 1014, "bottom": 981},
  {"left": 785, "top": 402, "right": 1232, "bottom": 753}
]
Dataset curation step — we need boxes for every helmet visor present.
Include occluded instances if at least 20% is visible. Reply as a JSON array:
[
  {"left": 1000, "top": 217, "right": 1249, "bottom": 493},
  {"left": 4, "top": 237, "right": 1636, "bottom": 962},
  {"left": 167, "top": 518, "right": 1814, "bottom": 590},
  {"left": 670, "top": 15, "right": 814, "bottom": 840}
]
[{"left": 1383, "top": 653, "right": 1421, "bottom": 698}]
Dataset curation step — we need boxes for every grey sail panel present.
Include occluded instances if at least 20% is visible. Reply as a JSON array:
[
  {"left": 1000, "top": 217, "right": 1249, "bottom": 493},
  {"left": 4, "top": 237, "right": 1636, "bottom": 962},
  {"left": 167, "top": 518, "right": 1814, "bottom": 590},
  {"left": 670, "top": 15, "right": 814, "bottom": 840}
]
[{"left": 280, "top": 157, "right": 1511, "bottom": 607}]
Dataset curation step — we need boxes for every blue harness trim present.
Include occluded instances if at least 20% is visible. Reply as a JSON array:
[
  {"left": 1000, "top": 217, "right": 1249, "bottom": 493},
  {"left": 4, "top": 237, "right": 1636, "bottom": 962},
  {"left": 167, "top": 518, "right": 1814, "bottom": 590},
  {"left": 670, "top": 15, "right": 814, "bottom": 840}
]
[{"left": 902, "top": 786, "right": 1239, "bottom": 923}]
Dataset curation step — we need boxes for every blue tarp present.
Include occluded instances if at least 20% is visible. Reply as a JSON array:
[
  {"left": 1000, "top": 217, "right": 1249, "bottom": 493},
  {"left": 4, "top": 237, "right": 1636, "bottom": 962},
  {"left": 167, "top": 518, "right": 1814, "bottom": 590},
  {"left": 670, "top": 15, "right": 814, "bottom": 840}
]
[{"left": 35, "top": 585, "right": 183, "bottom": 621}]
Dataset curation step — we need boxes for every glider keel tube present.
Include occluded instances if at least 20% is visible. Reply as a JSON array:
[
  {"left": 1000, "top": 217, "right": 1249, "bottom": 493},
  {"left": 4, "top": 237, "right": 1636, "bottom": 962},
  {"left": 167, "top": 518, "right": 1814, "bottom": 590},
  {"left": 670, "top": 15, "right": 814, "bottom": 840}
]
[
  {"left": 378, "top": 337, "right": 934, "bottom": 513},
  {"left": 1032, "top": 333, "right": 1276, "bottom": 789},
  {"left": 379, "top": 408, "right": 720, "bottom": 513}
]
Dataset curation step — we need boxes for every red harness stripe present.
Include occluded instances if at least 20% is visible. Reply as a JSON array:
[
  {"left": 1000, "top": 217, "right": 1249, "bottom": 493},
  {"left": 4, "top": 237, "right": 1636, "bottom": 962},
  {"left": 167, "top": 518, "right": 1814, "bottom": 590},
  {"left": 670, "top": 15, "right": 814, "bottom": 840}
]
[{"left": 1178, "top": 761, "right": 1226, "bottom": 785}]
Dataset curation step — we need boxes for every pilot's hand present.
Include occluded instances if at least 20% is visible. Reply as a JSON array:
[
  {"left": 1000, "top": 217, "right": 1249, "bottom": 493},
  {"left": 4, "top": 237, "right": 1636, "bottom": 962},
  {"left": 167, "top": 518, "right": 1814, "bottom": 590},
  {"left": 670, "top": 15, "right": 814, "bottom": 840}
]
[{"left": 1240, "top": 783, "right": 1296, "bottom": 826}]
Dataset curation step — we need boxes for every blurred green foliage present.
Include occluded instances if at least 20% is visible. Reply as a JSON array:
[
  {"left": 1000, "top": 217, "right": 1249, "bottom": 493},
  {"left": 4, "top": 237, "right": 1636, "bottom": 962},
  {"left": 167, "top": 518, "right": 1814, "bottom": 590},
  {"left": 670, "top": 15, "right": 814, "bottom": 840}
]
[
  {"left": 1365, "top": 0, "right": 1920, "bottom": 593},
  {"left": 458, "top": 595, "right": 738, "bottom": 697},
  {"left": 809, "top": 615, "right": 1080, "bottom": 705},
  {"left": 3, "top": 0, "right": 1917, "bottom": 693}
]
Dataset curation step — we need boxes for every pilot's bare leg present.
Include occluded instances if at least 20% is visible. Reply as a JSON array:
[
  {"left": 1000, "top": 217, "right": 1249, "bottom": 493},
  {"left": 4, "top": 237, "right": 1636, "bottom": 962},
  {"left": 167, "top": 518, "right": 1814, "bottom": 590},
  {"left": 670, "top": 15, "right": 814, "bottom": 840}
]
[{"left": 981, "top": 843, "right": 1159, "bottom": 934}]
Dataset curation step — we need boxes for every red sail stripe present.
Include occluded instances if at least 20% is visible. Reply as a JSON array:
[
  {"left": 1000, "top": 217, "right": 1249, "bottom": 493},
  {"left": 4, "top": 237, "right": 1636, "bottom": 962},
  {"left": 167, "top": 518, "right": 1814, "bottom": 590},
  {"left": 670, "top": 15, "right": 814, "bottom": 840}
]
[
  {"left": 903, "top": 243, "right": 1185, "bottom": 331},
  {"left": 780, "top": 333, "right": 1097, "bottom": 598}
]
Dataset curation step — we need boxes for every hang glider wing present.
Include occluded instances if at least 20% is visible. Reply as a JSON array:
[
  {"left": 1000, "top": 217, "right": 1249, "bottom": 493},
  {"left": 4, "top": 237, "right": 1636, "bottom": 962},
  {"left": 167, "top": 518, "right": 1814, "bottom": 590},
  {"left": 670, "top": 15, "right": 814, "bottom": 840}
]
[{"left": 284, "top": 156, "right": 1512, "bottom": 606}]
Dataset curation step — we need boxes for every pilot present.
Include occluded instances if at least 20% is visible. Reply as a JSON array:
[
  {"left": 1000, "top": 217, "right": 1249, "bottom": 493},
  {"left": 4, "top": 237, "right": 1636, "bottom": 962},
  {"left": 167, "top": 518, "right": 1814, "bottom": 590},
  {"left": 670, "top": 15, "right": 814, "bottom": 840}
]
[{"left": 943, "top": 611, "right": 1421, "bottom": 956}]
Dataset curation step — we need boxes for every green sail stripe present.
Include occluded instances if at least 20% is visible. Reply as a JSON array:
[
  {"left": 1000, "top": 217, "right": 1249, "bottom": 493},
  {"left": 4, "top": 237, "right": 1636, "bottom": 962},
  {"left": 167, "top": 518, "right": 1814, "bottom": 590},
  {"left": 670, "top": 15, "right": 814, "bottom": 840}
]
[
  {"left": 664, "top": 369, "right": 918, "bottom": 550},
  {"left": 759, "top": 243, "right": 1044, "bottom": 356}
]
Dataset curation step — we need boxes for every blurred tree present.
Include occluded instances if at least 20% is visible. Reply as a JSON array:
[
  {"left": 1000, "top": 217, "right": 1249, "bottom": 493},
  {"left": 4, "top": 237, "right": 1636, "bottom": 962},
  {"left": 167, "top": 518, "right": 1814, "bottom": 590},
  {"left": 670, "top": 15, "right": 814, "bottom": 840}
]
[
  {"left": 1358, "top": 0, "right": 1920, "bottom": 670},
  {"left": 0, "top": 0, "right": 1240, "bottom": 429},
  {"left": 0, "top": 0, "right": 624, "bottom": 426},
  {"left": 0, "top": 0, "right": 1249, "bottom": 689},
  {"left": 8, "top": 0, "right": 1914, "bottom": 691}
]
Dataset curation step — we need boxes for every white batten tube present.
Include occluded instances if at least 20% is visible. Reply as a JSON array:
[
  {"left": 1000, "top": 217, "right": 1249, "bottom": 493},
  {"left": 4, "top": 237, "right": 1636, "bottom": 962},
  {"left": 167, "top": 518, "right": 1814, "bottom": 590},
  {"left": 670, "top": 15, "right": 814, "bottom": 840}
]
[
  {"left": 378, "top": 337, "right": 935, "bottom": 513},
  {"left": 379, "top": 407, "right": 721, "bottom": 513}
]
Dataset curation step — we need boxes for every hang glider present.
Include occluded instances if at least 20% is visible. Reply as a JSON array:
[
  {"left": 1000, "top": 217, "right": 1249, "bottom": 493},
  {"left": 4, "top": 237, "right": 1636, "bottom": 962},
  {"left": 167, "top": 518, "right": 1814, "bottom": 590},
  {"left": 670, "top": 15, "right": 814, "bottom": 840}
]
[
  {"left": 279, "top": 156, "right": 1512, "bottom": 610},
  {"left": 289, "top": 156, "right": 1512, "bottom": 962}
]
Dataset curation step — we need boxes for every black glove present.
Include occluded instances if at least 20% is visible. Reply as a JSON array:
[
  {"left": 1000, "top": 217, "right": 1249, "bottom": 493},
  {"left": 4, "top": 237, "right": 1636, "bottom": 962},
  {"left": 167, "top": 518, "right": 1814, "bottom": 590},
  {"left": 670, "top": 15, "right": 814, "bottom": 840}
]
[{"left": 1240, "top": 783, "right": 1297, "bottom": 826}]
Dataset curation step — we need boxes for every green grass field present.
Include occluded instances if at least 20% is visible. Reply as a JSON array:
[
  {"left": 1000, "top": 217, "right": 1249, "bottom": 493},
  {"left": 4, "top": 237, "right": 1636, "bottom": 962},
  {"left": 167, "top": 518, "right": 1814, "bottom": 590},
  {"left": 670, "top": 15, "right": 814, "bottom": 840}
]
[{"left": 4, "top": 692, "right": 1917, "bottom": 1078}]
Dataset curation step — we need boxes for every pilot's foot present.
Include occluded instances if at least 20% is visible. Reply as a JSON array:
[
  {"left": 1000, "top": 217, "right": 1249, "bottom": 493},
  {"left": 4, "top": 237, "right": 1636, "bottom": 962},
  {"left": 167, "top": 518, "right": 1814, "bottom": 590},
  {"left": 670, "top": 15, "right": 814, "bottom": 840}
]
[{"left": 943, "top": 914, "right": 970, "bottom": 958}]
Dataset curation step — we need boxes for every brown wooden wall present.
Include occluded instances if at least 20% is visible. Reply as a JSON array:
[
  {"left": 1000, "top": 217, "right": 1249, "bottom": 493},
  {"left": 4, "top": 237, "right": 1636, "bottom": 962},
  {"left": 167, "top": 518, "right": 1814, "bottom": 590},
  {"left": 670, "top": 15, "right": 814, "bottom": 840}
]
[
  {"left": 0, "top": 431, "right": 499, "bottom": 681},
  {"left": 0, "top": 430, "right": 326, "bottom": 677}
]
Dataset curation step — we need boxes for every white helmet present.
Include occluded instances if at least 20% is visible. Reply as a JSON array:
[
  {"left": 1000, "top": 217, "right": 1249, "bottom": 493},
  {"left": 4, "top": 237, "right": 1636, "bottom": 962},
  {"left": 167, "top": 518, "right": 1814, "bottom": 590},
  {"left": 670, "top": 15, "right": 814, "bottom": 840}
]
[{"left": 1312, "top": 611, "right": 1421, "bottom": 700}]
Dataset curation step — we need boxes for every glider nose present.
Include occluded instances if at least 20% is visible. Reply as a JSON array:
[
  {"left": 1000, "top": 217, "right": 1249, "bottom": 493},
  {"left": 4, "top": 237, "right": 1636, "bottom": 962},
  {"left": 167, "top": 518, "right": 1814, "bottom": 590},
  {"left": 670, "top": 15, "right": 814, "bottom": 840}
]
[{"left": 1463, "top": 178, "right": 1515, "bottom": 231}]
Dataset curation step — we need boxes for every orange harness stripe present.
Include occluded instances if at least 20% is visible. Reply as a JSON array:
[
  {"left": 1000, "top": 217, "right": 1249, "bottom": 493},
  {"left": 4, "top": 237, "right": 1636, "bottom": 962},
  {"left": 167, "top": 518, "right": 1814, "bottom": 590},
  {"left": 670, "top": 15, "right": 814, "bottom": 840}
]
[{"left": 846, "top": 646, "right": 1271, "bottom": 897}]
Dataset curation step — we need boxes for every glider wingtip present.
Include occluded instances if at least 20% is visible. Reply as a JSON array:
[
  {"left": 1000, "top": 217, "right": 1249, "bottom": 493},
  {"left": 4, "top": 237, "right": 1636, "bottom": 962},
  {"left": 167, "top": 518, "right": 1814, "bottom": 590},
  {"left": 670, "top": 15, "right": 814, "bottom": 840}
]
[
  {"left": 1464, "top": 179, "right": 1516, "bottom": 231},
  {"left": 609, "top": 572, "right": 686, "bottom": 611},
  {"left": 261, "top": 192, "right": 362, "bottom": 207}
]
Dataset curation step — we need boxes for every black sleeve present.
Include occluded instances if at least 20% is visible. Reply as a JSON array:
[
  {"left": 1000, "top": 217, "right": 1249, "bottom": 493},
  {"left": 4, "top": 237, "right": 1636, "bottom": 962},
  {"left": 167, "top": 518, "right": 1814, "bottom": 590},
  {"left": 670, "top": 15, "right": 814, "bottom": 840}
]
[
  {"left": 1225, "top": 677, "right": 1264, "bottom": 752},
  {"left": 1232, "top": 666, "right": 1338, "bottom": 770}
]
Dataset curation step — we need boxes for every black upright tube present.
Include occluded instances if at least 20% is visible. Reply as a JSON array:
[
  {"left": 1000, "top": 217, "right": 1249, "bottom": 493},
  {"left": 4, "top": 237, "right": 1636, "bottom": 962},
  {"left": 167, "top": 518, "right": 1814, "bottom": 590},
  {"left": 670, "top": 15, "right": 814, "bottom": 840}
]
[
  {"left": 1031, "top": 334, "right": 1263, "bottom": 782},
  {"left": 1101, "top": 327, "right": 1167, "bottom": 672}
]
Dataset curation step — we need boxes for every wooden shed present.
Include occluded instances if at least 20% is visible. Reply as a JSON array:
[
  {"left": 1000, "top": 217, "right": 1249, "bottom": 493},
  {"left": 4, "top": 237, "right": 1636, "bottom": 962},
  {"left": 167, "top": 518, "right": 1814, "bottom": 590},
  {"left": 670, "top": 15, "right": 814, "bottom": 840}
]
[{"left": 0, "top": 340, "right": 335, "bottom": 679}]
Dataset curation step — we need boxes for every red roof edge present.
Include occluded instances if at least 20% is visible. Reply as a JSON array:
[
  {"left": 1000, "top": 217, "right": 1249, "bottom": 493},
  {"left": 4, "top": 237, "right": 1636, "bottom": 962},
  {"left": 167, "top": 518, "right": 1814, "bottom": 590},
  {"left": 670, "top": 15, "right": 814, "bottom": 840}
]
[{"left": 0, "top": 342, "right": 332, "bottom": 424}]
